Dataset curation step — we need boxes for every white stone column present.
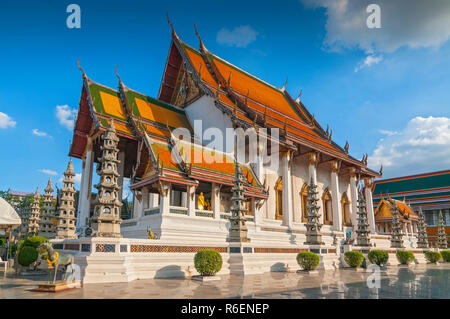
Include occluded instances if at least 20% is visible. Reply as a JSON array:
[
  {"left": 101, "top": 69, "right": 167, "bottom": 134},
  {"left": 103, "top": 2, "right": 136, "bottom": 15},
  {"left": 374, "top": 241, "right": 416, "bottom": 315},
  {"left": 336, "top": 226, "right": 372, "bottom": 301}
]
[
  {"left": 76, "top": 140, "right": 94, "bottom": 229},
  {"left": 364, "top": 178, "right": 377, "bottom": 233},
  {"left": 160, "top": 183, "right": 170, "bottom": 215},
  {"left": 281, "top": 152, "right": 293, "bottom": 228},
  {"left": 211, "top": 183, "right": 221, "bottom": 219},
  {"left": 349, "top": 168, "right": 359, "bottom": 230},
  {"left": 330, "top": 161, "right": 343, "bottom": 231},
  {"left": 187, "top": 185, "right": 196, "bottom": 217},
  {"left": 132, "top": 190, "right": 143, "bottom": 219},
  {"left": 307, "top": 152, "right": 319, "bottom": 223},
  {"left": 117, "top": 151, "right": 125, "bottom": 201},
  {"left": 307, "top": 153, "right": 318, "bottom": 185}
]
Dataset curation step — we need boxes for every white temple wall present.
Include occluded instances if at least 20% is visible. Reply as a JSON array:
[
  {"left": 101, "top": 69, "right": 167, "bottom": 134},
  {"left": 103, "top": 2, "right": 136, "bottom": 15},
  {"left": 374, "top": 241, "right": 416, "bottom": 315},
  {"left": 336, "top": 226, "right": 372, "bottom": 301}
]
[{"left": 291, "top": 156, "right": 309, "bottom": 223}]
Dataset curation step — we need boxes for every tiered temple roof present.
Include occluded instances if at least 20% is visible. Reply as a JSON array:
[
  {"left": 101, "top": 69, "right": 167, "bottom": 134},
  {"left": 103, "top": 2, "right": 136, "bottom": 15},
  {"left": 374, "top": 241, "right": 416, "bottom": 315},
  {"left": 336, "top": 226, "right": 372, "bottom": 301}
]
[{"left": 374, "top": 197, "right": 418, "bottom": 223}]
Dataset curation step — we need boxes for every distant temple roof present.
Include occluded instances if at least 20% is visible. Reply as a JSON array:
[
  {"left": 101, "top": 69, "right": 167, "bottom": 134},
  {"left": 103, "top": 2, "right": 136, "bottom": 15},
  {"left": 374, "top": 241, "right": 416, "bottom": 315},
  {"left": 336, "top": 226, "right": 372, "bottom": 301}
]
[
  {"left": 374, "top": 197, "right": 417, "bottom": 222},
  {"left": 372, "top": 170, "right": 450, "bottom": 209},
  {"left": 7, "top": 189, "right": 33, "bottom": 197}
]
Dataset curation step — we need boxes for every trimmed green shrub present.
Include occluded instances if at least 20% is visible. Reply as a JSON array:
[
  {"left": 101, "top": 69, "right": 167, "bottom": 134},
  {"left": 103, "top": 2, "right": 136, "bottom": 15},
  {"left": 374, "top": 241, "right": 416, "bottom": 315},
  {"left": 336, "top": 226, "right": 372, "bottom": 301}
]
[
  {"left": 194, "top": 249, "right": 223, "bottom": 276},
  {"left": 396, "top": 250, "right": 415, "bottom": 264},
  {"left": 296, "top": 252, "right": 320, "bottom": 271},
  {"left": 441, "top": 251, "right": 450, "bottom": 262},
  {"left": 344, "top": 251, "right": 364, "bottom": 268},
  {"left": 368, "top": 250, "right": 389, "bottom": 266},
  {"left": 21, "top": 236, "right": 49, "bottom": 250},
  {"left": 425, "top": 251, "right": 442, "bottom": 263},
  {"left": 18, "top": 246, "right": 38, "bottom": 267},
  {"left": 0, "top": 237, "right": 6, "bottom": 247}
]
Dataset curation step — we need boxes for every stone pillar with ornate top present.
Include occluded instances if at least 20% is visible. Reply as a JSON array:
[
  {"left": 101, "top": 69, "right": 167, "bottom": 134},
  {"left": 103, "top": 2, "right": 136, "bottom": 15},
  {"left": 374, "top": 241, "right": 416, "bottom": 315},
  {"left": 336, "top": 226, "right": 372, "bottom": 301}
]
[
  {"left": 307, "top": 152, "right": 318, "bottom": 185},
  {"left": 187, "top": 185, "right": 196, "bottom": 217},
  {"left": 281, "top": 151, "right": 293, "bottom": 229},
  {"left": 76, "top": 137, "right": 94, "bottom": 232},
  {"left": 211, "top": 182, "right": 221, "bottom": 220},
  {"left": 349, "top": 168, "right": 359, "bottom": 231},
  {"left": 330, "top": 160, "right": 343, "bottom": 231},
  {"left": 363, "top": 178, "right": 377, "bottom": 233}
]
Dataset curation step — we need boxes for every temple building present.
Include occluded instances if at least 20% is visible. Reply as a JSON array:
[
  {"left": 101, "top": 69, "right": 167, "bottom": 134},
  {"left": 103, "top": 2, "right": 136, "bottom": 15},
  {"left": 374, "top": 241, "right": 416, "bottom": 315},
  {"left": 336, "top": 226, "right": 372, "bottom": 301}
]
[
  {"left": 373, "top": 197, "right": 418, "bottom": 235},
  {"left": 56, "top": 21, "right": 402, "bottom": 282},
  {"left": 373, "top": 170, "right": 450, "bottom": 247},
  {"left": 70, "top": 24, "right": 381, "bottom": 243}
]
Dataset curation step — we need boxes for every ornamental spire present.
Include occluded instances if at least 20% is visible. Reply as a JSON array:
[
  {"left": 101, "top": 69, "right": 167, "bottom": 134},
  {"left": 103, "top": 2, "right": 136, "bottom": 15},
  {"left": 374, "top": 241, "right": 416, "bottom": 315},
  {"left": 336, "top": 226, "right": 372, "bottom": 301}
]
[
  {"left": 39, "top": 177, "right": 56, "bottom": 239},
  {"left": 437, "top": 210, "right": 448, "bottom": 249},
  {"left": 390, "top": 202, "right": 404, "bottom": 248},
  {"left": 416, "top": 207, "right": 429, "bottom": 248},
  {"left": 227, "top": 135, "right": 250, "bottom": 243},
  {"left": 56, "top": 158, "right": 77, "bottom": 239},
  {"left": 28, "top": 187, "right": 41, "bottom": 235},
  {"left": 90, "top": 119, "right": 123, "bottom": 238},
  {"left": 356, "top": 190, "right": 371, "bottom": 247},
  {"left": 166, "top": 10, "right": 179, "bottom": 39},
  {"left": 304, "top": 177, "right": 324, "bottom": 245}
]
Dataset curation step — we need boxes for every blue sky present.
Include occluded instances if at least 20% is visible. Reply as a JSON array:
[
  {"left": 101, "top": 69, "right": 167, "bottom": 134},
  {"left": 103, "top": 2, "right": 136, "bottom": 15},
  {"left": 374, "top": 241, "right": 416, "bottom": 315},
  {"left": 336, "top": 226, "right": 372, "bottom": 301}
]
[{"left": 1, "top": 0, "right": 450, "bottom": 193}]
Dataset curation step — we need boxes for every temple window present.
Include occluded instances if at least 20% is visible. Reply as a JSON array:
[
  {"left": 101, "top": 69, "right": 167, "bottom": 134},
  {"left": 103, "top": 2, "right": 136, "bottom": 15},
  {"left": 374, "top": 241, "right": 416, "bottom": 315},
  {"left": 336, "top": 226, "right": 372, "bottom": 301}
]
[
  {"left": 341, "top": 192, "right": 351, "bottom": 226},
  {"left": 322, "top": 188, "right": 333, "bottom": 225},
  {"left": 275, "top": 177, "right": 283, "bottom": 220},
  {"left": 301, "top": 183, "right": 309, "bottom": 222},
  {"left": 245, "top": 199, "right": 252, "bottom": 216},
  {"left": 171, "top": 189, "right": 183, "bottom": 207}
]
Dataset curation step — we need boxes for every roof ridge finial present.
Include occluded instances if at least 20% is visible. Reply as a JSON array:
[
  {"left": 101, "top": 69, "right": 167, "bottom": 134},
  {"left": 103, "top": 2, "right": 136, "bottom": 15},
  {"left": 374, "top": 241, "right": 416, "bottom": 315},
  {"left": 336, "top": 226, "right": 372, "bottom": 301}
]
[
  {"left": 194, "top": 23, "right": 207, "bottom": 53},
  {"left": 281, "top": 76, "right": 288, "bottom": 91},
  {"left": 116, "top": 65, "right": 122, "bottom": 84},
  {"left": 77, "top": 59, "right": 87, "bottom": 79},
  {"left": 295, "top": 88, "right": 302, "bottom": 103},
  {"left": 166, "top": 10, "right": 179, "bottom": 39}
]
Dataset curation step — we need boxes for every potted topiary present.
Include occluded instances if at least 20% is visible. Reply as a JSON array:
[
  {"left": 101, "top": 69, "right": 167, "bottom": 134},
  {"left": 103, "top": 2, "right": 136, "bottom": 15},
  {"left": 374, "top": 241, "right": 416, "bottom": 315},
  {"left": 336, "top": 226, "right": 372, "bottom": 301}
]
[
  {"left": 396, "top": 250, "right": 415, "bottom": 266},
  {"left": 344, "top": 251, "right": 364, "bottom": 270},
  {"left": 296, "top": 252, "right": 320, "bottom": 275},
  {"left": 441, "top": 251, "right": 450, "bottom": 263},
  {"left": 192, "top": 249, "right": 223, "bottom": 282},
  {"left": 424, "top": 251, "right": 442, "bottom": 264},
  {"left": 368, "top": 250, "right": 389, "bottom": 269},
  {"left": 18, "top": 246, "right": 38, "bottom": 269}
]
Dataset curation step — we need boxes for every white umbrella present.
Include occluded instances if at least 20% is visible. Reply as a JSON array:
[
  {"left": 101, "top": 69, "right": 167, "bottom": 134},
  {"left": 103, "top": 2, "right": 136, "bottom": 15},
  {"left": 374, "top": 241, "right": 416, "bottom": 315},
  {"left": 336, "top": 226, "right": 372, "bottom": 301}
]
[
  {"left": 0, "top": 197, "right": 21, "bottom": 230},
  {"left": 0, "top": 197, "right": 21, "bottom": 261}
]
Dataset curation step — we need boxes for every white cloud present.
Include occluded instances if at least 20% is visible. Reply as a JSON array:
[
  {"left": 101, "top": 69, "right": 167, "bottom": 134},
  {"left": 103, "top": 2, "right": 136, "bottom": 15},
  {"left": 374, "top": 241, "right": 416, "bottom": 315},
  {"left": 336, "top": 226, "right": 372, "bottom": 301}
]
[
  {"left": 32, "top": 128, "right": 52, "bottom": 138},
  {"left": 354, "top": 54, "right": 383, "bottom": 72},
  {"left": 217, "top": 25, "right": 259, "bottom": 48},
  {"left": 39, "top": 169, "right": 58, "bottom": 176},
  {"left": 56, "top": 105, "right": 77, "bottom": 130},
  {"left": 368, "top": 116, "right": 450, "bottom": 178},
  {"left": 0, "top": 112, "right": 16, "bottom": 129},
  {"left": 379, "top": 129, "right": 399, "bottom": 136},
  {"left": 301, "top": 0, "right": 450, "bottom": 53}
]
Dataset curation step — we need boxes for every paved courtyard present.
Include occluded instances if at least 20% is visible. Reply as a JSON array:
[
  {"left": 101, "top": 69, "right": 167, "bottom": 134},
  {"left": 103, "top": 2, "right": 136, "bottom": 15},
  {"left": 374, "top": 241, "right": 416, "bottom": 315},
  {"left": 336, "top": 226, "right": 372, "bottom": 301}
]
[{"left": 1, "top": 264, "right": 449, "bottom": 299}]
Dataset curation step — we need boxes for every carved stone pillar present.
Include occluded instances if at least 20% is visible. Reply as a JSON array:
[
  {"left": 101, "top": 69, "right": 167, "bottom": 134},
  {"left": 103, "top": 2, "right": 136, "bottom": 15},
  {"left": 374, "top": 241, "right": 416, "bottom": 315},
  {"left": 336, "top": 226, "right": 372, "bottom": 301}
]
[
  {"left": 76, "top": 138, "right": 94, "bottom": 230},
  {"left": 330, "top": 161, "right": 343, "bottom": 231},
  {"left": 212, "top": 182, "right": 221, "bottom": 219},
  {"left": 187, "top": 185, "right": 196, "bottom": 217},
  {"left": 159, "top": 182, "right": 170, "bottom": 216},
  {"left": 349, "top": 168, "right": 359, "bottom": 231},
  {"left": 281, "top": 151, "right": 293, "bottom": 229},
  {"left": 364, "top": 178, "right": 377, "bottom": 233},
  {"left": 307, "top": 152, "right": 318, "bottom": 185}
]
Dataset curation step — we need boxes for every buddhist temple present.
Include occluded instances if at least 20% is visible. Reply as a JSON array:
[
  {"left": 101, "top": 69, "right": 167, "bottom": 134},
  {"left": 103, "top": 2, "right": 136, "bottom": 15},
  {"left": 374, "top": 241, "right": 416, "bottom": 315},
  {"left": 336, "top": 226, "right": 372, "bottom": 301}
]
[
  {"left": 373, "top": 170, "right": 450, "bottom": 246},
  {"left": 56, "top": 21, "right": 400, "bottom": 283}
]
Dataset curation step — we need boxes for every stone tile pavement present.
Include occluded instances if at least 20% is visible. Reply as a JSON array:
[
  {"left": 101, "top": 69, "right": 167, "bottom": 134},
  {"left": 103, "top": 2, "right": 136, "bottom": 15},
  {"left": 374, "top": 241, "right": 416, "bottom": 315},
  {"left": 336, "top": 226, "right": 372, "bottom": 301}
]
[{"left": 1, "top": 264, "right": 449, "bottom": 299}]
